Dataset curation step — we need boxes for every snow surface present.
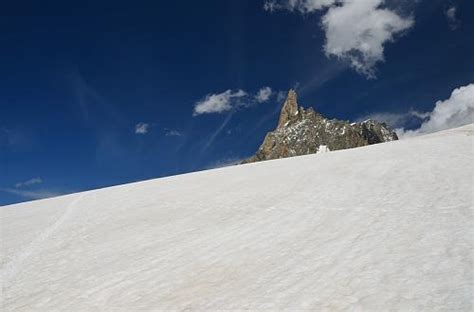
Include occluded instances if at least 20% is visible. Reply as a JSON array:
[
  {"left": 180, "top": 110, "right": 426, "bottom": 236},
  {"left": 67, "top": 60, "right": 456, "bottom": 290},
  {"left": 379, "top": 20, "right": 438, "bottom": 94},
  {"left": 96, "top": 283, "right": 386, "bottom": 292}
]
[
  {"left": 1, "top": 125, "right": 474, "bottom": 311},
  {"left": 318, "top": 145, "right": 330, "bottom": 153}
]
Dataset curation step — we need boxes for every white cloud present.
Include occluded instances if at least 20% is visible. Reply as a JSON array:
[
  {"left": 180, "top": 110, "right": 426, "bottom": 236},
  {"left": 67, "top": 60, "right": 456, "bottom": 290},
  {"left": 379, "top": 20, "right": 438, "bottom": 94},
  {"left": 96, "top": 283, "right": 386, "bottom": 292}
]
[
  {"left": 165, "top": 129, "right": 182, "bottom": 137},
  {"left": 264, "top": 0, "right": 414, "bottom": 78},
  {"left": 397, "top": 84, "right": 474, "bottom": 138},
  {"left": 15, "top": 177, "right": 42, "bottom": 188},
  {"left": 322, "top": 0, "right": 413, "bottom": 78},
  {"left": 445, "top": 6, "right": 460, "bottom": 30},
  {"left": 193, "top": 87, "right": 283, "bottom": 116},
  {"left": 135, "top": 123, "right": 149, "bottom": 134},
  {"left": 255, "top": 87, "right": 273, "bottom": 103},
  {"left": 193, "top": 90, "right": 247, "bottom": 116},
  {"left": 264, "top": 0, "right": 336, "bottom": 13}
]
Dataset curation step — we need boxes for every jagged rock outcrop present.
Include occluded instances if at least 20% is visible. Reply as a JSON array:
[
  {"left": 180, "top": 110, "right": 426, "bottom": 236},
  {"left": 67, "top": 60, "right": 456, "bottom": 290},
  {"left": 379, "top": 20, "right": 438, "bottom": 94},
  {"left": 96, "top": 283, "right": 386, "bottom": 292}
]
[{"left": 242, "top": 89, "right": 398, "bottom": 163}]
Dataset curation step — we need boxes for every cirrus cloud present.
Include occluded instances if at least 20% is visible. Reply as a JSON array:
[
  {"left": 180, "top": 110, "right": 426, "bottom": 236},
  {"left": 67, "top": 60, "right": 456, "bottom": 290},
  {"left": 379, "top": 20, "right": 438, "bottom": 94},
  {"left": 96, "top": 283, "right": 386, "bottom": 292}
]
[
  {"left": 1, "top": 188, "right": 63, "bottom": 200},
  {"left": 15, "top": 177, "right": 42, "bottom": 188}
]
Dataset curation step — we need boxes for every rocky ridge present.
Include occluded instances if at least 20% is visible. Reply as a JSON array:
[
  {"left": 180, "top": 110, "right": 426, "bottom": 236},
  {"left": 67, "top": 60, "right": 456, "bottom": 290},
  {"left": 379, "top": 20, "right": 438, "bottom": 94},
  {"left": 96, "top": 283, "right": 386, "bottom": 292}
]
[{"left": 243, "top": 89, "right": 398, "bottom": 163}]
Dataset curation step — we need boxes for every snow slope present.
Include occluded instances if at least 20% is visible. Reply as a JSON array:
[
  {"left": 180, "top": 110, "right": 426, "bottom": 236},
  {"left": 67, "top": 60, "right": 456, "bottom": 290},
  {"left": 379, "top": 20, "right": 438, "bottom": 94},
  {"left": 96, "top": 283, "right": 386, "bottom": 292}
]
[{"left": 1, "top": 125, "right": 473, "bottom": 311}]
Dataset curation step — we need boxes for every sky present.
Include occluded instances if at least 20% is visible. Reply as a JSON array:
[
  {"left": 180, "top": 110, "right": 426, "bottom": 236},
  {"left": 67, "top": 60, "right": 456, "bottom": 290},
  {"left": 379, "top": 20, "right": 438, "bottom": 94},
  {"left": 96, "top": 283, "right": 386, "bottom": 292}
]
[{"left": 1, "top": 0, "right": 473, "bottom": 205}]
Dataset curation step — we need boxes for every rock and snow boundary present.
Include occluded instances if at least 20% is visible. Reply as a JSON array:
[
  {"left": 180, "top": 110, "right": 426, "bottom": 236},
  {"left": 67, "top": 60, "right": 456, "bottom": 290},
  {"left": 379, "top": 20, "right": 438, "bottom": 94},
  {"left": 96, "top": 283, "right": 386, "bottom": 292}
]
[{"left": 1, "top": 125, "right": 473, "bottom": 311}]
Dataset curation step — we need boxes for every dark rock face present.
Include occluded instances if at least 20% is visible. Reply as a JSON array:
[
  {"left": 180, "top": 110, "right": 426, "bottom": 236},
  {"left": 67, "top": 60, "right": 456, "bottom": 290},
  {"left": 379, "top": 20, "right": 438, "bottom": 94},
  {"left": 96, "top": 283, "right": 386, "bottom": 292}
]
[{"left": 242, "top": 89, "right": 398, "bottom": 163}]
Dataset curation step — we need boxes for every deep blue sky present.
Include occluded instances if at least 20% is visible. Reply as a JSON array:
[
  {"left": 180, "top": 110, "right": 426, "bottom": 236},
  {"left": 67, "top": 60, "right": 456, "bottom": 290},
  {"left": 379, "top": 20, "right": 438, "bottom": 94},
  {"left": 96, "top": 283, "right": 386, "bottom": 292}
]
[{"left": 1, "top": 0, "right": 473, "bottom": 205}]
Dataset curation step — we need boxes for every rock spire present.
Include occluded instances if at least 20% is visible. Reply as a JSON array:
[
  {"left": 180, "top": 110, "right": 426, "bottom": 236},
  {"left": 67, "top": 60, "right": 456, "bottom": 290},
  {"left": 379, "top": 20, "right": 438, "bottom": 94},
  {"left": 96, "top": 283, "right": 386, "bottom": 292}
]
[{"left": 242, "top": 90, "right": 398, "bottom": 164}]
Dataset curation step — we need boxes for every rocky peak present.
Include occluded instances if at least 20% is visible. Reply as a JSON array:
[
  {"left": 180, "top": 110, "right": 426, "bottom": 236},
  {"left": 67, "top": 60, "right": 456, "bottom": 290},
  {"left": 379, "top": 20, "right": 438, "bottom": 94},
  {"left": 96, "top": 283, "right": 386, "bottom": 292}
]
[
  {"left": 242, "top": 90, "right": 398, "bottom": 164},
  {"left": 277, "top": 89, "right": 299, "bottom": 128}
]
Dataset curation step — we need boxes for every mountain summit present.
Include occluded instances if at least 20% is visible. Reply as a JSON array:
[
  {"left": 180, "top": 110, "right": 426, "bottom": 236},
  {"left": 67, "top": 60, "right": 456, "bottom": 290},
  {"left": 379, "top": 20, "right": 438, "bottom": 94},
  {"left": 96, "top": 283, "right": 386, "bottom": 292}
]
[
  {"left": 243, "top": 90, "right": 398, "bottom": 163},
  {"left": 277, "top": 89, "right": 299, "bottom": 128}
]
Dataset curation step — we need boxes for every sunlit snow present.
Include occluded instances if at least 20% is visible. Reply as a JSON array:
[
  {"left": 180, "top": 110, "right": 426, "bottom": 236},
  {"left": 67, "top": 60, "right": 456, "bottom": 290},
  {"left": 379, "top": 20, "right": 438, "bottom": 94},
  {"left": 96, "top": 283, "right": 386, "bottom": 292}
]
[
  {"left": 318, "top": 145, "right": 330, "bottom": 153},
  {"left": 1, "top": 125, "right": 473, "bottom": 311}
]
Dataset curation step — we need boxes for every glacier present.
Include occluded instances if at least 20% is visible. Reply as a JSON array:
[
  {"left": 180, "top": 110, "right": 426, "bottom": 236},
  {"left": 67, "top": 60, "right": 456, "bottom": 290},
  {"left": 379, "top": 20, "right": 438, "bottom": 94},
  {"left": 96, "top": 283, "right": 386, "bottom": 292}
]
[{"left": 1, "top": 125, "right": 473, "bottom": 311}]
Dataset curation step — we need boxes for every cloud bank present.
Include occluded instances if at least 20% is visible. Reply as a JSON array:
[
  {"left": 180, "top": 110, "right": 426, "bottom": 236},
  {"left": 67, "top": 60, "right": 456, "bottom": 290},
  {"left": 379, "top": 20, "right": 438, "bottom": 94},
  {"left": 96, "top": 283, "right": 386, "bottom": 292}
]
[
  {"left": 398, "top": 84, "right": 474, "bottom": 137},
  {"left": 264, "top": 0, "right": 414, "bottom": 78}
]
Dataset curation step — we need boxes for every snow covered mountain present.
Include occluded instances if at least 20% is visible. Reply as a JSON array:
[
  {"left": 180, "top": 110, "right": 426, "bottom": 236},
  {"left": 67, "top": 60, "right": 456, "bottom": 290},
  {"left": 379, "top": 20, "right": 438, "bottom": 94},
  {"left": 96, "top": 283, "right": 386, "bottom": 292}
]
[
  {"left": 1, "top": 125, "right": 473, "bottom": 311},
  {"left": 243, "top": 90, "right": 398, "bottom": 163}
]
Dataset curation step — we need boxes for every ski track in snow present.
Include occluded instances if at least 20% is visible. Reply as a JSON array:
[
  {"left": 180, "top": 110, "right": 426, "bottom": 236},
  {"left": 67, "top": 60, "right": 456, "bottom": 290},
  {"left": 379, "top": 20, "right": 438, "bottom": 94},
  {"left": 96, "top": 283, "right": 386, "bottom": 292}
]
[
  {"left": 1, "top": 194, "right": 84, "bottom": 283},
  {"left": 1, "top": 125, "right": 473, "bottom": 311}
]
